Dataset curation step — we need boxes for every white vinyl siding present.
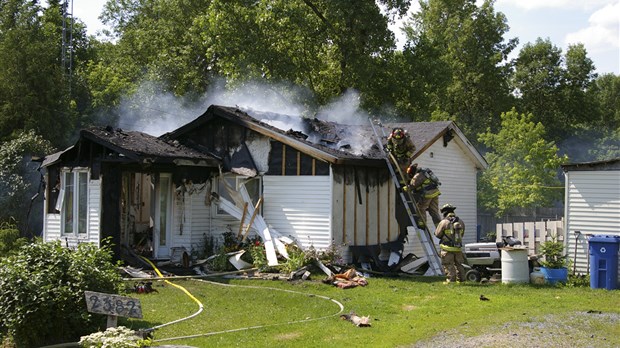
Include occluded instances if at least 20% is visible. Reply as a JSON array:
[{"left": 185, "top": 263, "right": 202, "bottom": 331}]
[
  {"left": 44, "top": 172, "right": 101, "bottom": 247},
  {"left": 86, "top": 178, "right": 101, "bottom": 245},
  {"left": 565, "top": 170, "right": 620, "bottom": 275},
  {"left": 403, "top": 138, "right": 479, "bottom": 257},
  {"left": 263, "top": 176, "right": 332, "bottom": 249}
]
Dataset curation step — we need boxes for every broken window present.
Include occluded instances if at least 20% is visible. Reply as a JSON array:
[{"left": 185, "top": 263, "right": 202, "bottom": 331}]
[
  {"left": 216, "top": 174, "right": 261, "bottom": 216},
  {"left": 60, "top": 169, "right": 88, "bottom": 235}
]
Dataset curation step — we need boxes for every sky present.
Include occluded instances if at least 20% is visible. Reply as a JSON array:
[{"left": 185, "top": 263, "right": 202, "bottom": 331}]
[{"left": 72, "top": 0, "right": 619, "bottom": 75}]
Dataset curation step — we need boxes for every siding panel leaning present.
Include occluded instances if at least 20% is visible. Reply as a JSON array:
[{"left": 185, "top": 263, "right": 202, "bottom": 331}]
[{"left": 263, "top": 175, "right": 332, "bottom": 250}]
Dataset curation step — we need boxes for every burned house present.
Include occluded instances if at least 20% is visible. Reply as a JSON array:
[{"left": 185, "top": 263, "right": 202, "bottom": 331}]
[
  {"left": 40, "top": 127, "right": 220, "bottom": 259},
  {"left": 40, "top": 105, "right": 487, "bottom": 268}
]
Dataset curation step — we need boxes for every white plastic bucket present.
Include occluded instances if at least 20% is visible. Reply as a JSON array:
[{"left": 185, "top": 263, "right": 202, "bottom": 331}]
[
  {"left": 530, "top": 267, "right": 545, "bottom": 284},
  {"left": 501, "top": 249, "right": 529, "bottom": 284}
]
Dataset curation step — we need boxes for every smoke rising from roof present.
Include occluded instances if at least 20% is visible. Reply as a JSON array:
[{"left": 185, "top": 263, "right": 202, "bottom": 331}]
[
  {"left": 317, "top": 89, "right": 370, "bottom": 125},
  {"left": 113, "top": 78, "right": 372, "bottom": 134}
]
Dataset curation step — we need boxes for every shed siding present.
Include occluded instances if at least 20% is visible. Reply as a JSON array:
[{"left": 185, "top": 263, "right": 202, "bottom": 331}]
[
  {"left": 403, "top": 139, "right": 480, "bottom": 257},
  {"left": 565, "top": 170, "right": 620, "bottom": 275},
  {"left": 263, "top": 175, "right": 332, "bottom": 249}
]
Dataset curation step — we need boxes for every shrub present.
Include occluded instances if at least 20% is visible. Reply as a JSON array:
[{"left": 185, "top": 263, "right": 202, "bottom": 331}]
[
  {"left": 0, "top": 220, "right": 28, "bottom": 258},
  {"left": 0, "top": 240, "right": 123, "bottom": 347},
  {"left": 539, "top": 239, "right": 568, "bottom": 269}
]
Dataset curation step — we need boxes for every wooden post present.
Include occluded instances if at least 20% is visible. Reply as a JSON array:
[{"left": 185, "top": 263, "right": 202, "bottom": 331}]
[{"left": 106, "top": 315, "right": 118, "bottom": 329}]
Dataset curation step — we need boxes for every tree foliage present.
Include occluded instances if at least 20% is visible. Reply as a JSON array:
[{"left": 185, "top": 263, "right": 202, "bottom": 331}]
[
  {"left": 401, "top": 0, "right": 516, "bottom": 137},
  {"left": 513, "top": 39, "right": 598, "bottom": 142},
  {"left": 0, "top": 130, "right": 55, "bottom": 229},
  {"left": 0, "top": 240, "right": 123, "bottom": 347},
  {"left": 478, "top": 108, "right": 568, "bottom": 216},
  {"left": 94, "top": 0, "right": 410, "bottom": 110},
  {"left": 0, "top": 0, "right": 82, "bottom": 147}
]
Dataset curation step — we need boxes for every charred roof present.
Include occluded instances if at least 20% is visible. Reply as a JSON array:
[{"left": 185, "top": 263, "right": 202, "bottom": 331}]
[
  {"left": 43, "top": 126, "right": 220, "bottom": 168},
  {"left": 164, "top": 105, "right": 463, "bottom": 165}
]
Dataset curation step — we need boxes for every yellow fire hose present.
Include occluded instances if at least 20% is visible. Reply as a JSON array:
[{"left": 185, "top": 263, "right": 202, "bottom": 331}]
[{"left": 139, "top": 256, "right": 204, "bottom": 331}]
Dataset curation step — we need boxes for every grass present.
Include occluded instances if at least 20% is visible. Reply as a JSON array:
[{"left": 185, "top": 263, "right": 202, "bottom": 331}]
[{"left": 119, "top": 275, "right": 620, "bottom": 347}]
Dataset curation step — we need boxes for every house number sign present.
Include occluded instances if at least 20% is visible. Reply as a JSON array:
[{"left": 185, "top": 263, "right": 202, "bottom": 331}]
[{"left": 85, "top": 291, "right": 143, "bottom": 319}]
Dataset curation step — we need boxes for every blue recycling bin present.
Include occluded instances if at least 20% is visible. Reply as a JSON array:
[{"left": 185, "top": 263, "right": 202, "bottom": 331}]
[{"left": 588, "top": 235, "right": 620, "bottom": 290}]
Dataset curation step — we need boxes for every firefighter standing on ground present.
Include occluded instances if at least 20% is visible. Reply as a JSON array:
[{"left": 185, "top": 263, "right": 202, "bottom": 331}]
[
  {"left": 385, "top": 127, "right": 416, "bottom": 180},
  {"left": 435, "top": 204, "right": 466, "bottom": 283},
  {"left": 405, "top": 163, "right": 442, "bottom": 229}
]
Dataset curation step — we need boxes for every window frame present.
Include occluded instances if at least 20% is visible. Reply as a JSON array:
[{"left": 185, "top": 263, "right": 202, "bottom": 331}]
[
  {"left": 59, "top": 168, "right": 89, "bottom": 236},
  {"left": 215, "top": 174, "right": 262, "bottom": 216}
]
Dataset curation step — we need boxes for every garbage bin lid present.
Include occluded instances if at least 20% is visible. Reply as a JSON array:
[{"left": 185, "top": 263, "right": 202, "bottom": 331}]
[{"left": 588, "top": 235, "right": 620, "bottom": 243}]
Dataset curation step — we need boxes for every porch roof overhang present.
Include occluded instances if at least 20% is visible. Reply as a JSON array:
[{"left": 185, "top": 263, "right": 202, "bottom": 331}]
[{"left": 42, "top": 127, "right": 221, "bottom": 169}]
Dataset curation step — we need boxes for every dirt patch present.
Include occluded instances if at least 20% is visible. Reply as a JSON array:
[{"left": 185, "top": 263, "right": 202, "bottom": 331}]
[{"left": 407, "top": 311, "right": 620, "bottom": 348}]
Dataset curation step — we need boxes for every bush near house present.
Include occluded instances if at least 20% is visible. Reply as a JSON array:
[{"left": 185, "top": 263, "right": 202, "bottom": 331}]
[
  {"left": 0, "top": 221, "right": 28, "bottom": 257},
  {"left": 0, "top": 240, "right": 124, "bottom": 347}
]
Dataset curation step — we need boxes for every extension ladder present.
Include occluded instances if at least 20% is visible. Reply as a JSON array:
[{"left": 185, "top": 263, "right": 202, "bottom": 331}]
[{"left": 370, "top": 119, "right": 444, "bottom": 276}]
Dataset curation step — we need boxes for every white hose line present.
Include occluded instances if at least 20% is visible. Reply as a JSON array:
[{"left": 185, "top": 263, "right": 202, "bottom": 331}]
[{"left": 151, "top": 278, "right": 345, "bottom": 343}]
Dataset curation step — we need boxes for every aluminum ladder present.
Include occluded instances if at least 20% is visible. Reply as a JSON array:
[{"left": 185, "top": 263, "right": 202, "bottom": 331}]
[{"left": 370, "top": 118, "right": 444, "bottom": 276}]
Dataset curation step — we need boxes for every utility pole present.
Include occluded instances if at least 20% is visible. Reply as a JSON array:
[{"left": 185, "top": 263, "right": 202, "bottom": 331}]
[{"left": 61, "top": 0, "right": 74, "bottom": 79}]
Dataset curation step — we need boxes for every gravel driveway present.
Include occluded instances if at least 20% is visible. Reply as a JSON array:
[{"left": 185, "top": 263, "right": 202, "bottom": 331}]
[{"left": 408, "top": 311, "right": 620, "bottom": 348}]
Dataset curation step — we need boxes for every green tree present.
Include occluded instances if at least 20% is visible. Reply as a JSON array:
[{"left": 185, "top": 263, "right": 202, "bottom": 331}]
[
  {"left": 0, "top": 0, "right": 79, "bottom": 147},
  {"left": 95, "top": 0, "right": 410, "bottom": 110},
  {"left": 513, "top": 39, "right": 598, "bottom": 142},
  {"left": 0, "top": 130, "right": 55, "bottom": 232},
  {"left": 478, "top": 108, "right": 567, "bottom": 216},
  {"left": 589, "top": 73, "right": 620, "bottom": 131},
  {"left": 401, "top": 0, "right": 516, "bottom": 134}
]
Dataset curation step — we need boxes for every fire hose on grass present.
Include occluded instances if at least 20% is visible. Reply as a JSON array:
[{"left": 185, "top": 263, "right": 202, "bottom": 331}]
[
  {"left": 138, "top": 257, "right": 345, "bottom": 343},
  {"left": 140, "top": 256, "right": 204, "bottom": 332}
]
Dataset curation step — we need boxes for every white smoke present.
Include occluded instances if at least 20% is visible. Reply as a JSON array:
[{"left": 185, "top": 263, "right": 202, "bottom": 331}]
[
  {"left": 115, "top": 78, "right": 311, "bottom": 136},
  {"left": 113, "top": 78, "right": 377, "bottom": 155},
  {"left": 115, "top": 80, "right": 208, "bottom": 136},
  {"left": 316, "top": 89, "right": 370, "bottom": 125}
]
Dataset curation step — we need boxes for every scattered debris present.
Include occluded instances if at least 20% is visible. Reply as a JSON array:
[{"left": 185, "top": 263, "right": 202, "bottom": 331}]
[
  {"left": 133, "top": 281, "right": 158, "bottom": 294},
  {"left": 121, "top": 266, "right": 154, "bottom": 279},
  {"left": 289, "top": 266, "right": 309, "bottom": 281},
  {"left": 340, "top": 311, "right": 371, "bottom": 327},
  {"left": 325, "top": 268, "right": 368, "bottom": 289},
  {"left": 314, "top": 258, "right": 334, "bottom": 277}
]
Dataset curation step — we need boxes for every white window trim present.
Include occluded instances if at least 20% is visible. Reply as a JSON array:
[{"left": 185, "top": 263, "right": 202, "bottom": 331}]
[{"left": 60, "top": 168, "right": 89, "bottom": 236}]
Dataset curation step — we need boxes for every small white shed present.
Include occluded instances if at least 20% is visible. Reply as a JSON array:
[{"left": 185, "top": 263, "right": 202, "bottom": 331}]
[{"left": 562, "top": 158, "right": 620, "bottom": 277}]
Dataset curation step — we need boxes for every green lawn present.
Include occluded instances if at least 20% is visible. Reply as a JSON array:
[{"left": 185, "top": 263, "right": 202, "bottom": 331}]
[{"left": 120, "top": 275, "right": 620, "bottom": 347}]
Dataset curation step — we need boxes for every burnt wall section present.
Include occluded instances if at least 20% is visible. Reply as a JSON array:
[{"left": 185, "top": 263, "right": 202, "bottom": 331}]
[
  {"left": 267, "top": 141, "right": 330, "bottom": 176},
  {"left": 101, "top": 163, "right": 122, "bottom": 259},
  {"left": 332, "top": 165, "right": 403, "bottom": 252},
  {"left": 180, "top": 118, "right": 243, "bottom": 161}
]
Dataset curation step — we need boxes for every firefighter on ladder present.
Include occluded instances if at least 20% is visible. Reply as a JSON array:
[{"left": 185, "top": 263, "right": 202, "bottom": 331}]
[
  {"left": 435, "top": 204, "right": 466, "bottom": 283},
  {"left": 385, "top": 127, "right": 416, "bottom": 182},
  {"left": 404, "top": 163, "right": 442, "bottom": 229}
]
